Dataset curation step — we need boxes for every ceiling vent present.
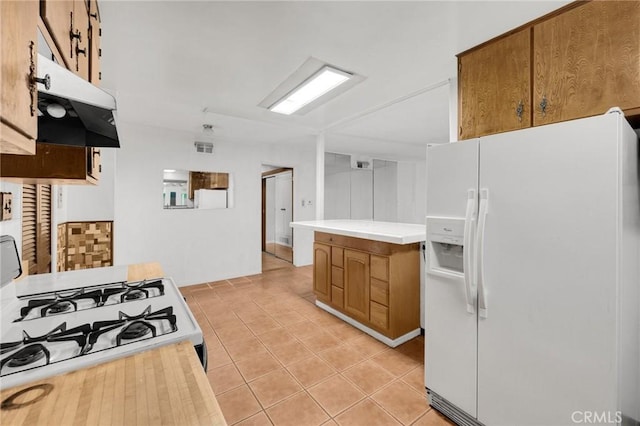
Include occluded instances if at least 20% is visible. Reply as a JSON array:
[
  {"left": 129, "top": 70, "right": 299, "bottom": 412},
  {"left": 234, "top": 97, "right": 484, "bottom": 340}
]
[
  {"left": 195, "top": 124, "right": 214, "bottom": 154},
  {"left": 194, "top": 141, "right": 213, "bottom": 154},
  {"left": 351, "top": 156, "right": 373, "bottom": 170}
]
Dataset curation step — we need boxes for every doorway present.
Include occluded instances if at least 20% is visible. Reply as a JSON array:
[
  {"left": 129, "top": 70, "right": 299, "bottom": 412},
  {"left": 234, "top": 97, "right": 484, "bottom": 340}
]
[{"left": 262, "top": 167, "right": 293, "bottom": 270}]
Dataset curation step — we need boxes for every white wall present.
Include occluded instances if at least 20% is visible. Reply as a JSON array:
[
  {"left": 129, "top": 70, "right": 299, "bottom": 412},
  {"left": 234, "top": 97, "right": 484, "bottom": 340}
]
[
  {"left": 350, "top": 169, "right": 373, "bottom": 220},
  {"left": 275, "top": 172, "right": 293, "bottom": 246},
  {"left": 264, "top": 176, "right": 275, "bottom": 243},
  {"left": 373, "top": 160, "right": 398, "bottom": 222},
  {"left": 112, "top": 121, "right": 316, "bottom": 286},
  {"left": 397, "top": 160, "right": 427, "bottom": 225},
  {"left": 324, "top": 171, "right": 350, "bottom": 220}
]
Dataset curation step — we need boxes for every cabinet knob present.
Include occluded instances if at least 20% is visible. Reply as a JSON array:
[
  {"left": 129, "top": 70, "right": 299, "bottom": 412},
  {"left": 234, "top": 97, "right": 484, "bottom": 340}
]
[
  {"left": 70, "top": 29, "right": 82, "bottom": 43},
  {"left": 515, "top": 100, "right": 524, "bottom": 122},
  {"left": 539, "top": 96, "right": 548, "bottom": 116},
  {"left": 33, "top": 74, "right": 51, "bottom": 91}
]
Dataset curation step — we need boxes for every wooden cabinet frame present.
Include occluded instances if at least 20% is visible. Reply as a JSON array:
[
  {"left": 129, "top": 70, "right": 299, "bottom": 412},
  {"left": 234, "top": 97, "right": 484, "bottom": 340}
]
[
  {"left": 312, "top": 232, "right": 420, "bottom": 341},
  {"left": 458, "top": 1, "right": 640, "bottom": 138}
]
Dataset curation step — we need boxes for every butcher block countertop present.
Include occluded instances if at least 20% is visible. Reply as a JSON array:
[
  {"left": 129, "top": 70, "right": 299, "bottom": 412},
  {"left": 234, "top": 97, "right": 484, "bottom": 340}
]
[{"left": 0, "top": 341, "right": 226, "bottom": 426}]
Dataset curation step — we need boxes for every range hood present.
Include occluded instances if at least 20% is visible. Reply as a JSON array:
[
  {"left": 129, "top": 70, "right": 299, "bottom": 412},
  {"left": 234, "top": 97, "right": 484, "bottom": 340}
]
[{"left": 36, "top": 54, "right": 119, "bottom": 148}]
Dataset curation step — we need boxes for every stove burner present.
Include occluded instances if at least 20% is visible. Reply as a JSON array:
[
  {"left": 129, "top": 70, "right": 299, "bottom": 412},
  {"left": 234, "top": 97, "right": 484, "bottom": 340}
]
[
  {"left": 6, "top": 345, "right": 46, "bottom": 367},
  {"left": 123, "top": 290, "right": 145, "bottom": 301},
  {"left": 46, "top": 301, "right": 73, "bottom": 314},
  {"left": 119, "top": 322, "right": 152, "bottom": 340},
  {"left": 16, "top": 289, "right": 102, "bottom": 322},
  {"left": 0, "top": 323, "right": 91, "bottom": 376},
  {"left": 84, "top": 305, "right": 177, "bottom": 353}
]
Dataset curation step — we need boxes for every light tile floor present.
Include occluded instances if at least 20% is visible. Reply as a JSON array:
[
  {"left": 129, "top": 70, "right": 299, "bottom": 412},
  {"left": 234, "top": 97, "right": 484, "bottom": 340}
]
[{"left": 180, "top": 263, "right": 454, "bottom": 426}]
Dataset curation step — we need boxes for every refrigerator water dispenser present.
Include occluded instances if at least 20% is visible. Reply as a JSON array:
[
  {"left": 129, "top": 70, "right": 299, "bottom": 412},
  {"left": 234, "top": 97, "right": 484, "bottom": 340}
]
[{"left": 426, "top": 217, "right": 466, "bottom": 277}]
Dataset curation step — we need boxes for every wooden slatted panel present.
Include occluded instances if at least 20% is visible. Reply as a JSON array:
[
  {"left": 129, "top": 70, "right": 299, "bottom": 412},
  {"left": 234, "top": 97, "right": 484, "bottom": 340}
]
[
  {"left": 37, "top": 185, "right": 52, "bottom": 273},
  {"left": 21, "top": 184, "right": 52, "bottom": 275},
  {"left": 22, "top": 184, "right": 37, "bottom": 275}
]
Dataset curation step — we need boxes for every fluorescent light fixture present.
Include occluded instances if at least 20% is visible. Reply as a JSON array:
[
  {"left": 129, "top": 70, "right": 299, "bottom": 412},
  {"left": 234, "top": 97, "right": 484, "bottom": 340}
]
[{"left": 269, "top": 66, "right": 352, "bottom": 115}]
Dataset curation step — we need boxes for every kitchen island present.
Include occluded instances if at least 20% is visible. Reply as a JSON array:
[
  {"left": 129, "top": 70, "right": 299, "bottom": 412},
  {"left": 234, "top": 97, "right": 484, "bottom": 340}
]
[{"left": 291, "top": 220, "right": 426, "bottom": 347}]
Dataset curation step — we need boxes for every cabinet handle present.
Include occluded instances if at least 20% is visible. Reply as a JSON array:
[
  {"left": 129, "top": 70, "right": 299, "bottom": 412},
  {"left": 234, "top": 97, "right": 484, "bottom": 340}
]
[
  {"left": 70, "top": 29, "right": 82, "bottom": 43},
  {"left": 539, "top": 96, "right": 548, "bottom": 116},
  {"left": 28, "top": 41, "right": 37, "bottom": 116},
  {"left": 90, "top": 12, "right": 98, "bottom": 19},
  {"left": 515, "top": 100, "right": 524, "bottom": 122},
  {"left": 76, "top": 46, "right": 87, "bottom": 57},
  {"left": 33, "top": 74, "right": 51, "bottom": 91}
]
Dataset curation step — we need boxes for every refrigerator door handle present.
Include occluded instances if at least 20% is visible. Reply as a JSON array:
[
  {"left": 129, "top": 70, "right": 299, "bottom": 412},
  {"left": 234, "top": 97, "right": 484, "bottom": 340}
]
[
  {"left": 476, "top": 188, "right": 489, "bottom": 318},
  {"left": 463, "top": 189, "right": 477, "bottom": 314}
]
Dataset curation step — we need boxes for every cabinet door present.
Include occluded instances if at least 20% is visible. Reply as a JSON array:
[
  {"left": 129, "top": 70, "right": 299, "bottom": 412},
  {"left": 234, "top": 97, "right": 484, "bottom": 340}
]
[
  {"left": 87, "top": 148, "right": 100, "bottom": 180},
  {"left": 344, "top": 249, "right": 370, "bottom": 323},
  {"left": 313, "top": 243, "right": 331, "bottom": 303},
  {"left": 0, "top": 0, "right": 38, "bottom": 154},
  {"left": 459, "top": 28, "right": 531, "bottom": 139},
  {"left": 0, "top": 143, "right": 96, "bottom": 184},
  {"left": 88, "top": 0, "right": 101, "bottom": 85},
  {"left": 41, "top": 0, "right": 74, "bottom": 68},
  {"left": 73, "top": 0, "right": 90, "bottom": 80},
  {"left": 533, "top": 1, "right": 640, "bottom": 126}
]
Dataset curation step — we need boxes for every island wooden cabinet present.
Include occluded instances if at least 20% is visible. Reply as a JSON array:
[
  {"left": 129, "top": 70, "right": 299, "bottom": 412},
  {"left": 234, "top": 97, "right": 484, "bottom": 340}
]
[
  {"left": 458, "top": 28, "right": 531, "bottom": 140},
  {"left": 533, "top": 0, "right": 640, "bottom": 126},
  {"left": 313, "top": 242, "right": 331, "bottom": 303},
  {"left": 312, "top": 232, "right": 420, "bottom": 341},
  {"left": 344, "top": 249, "right": 370, "bottom": 324},
  {"left": 330, "top": 246, "right": 344, "bottom": 308},
  {"left": 458, "top": 1, "right": 640, "bottom": 139},
  {"left": 0, "top": 0, "right": 38, "bottom": 155},
  {"left": 0, "top": 143, "right": 100, "bottom": 185}
]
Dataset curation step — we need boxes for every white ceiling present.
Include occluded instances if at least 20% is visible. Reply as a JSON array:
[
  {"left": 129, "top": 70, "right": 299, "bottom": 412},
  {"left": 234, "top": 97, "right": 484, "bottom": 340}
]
[{"left": 100, "top": 1, "right": 570, "bottom": 161}]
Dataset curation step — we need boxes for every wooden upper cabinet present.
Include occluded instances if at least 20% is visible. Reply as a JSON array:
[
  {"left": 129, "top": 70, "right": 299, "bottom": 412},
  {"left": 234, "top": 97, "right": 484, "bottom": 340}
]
[
  {"left": 40, "top": 0, "right": 89, "bottom": 80},
  {"left": 188, "top": 172, "right": 229, "bottom": 199},
  {"left": 40, "top": 0, "right": 74, "bottom": 69},
  {"left": 458, "top": 28, "right": 531, "bottom": 140},
  {"left": 0, "top": 143, "right": 99, "bottom": 185},
  {"left": 88, "top": 0, "right": 101, "bottom": 85},
  {"left": 73, "top": 0, "right": 90, "bottom": 80},
  {"left": 533, "top": 1, "right": 640, "bottom": 126},
  {"left": 0, "top": 0, "right": 38, "bottom": 155}
]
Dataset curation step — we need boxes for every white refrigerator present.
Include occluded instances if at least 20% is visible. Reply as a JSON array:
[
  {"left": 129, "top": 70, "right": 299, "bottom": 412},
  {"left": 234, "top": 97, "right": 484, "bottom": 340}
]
[{"left": 424, "top": 112, "right": 639, "bottom": 426}]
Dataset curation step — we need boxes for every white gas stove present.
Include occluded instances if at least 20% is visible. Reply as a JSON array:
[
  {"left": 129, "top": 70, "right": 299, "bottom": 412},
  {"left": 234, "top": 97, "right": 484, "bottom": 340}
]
[{"left": 0, "top": 260, "right": 205, "bottom": 391}]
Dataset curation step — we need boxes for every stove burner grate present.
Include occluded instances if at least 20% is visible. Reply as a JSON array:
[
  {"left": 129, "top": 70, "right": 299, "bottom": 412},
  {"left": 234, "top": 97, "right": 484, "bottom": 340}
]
[
  {"left": 0, "top": 323, "right": 90, "bottom": 375},
  {"left": 84, "top": 305, "right": 177, "bottom": 354},
  {"left": 16, "top": 289, "right": 102, "bottom": 322},
  {"left": 6, "top": 345, "right": 48, "bottom": 368}
]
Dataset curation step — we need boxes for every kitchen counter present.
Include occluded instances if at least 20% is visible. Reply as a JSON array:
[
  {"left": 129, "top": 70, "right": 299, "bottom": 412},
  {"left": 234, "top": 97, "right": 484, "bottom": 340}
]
[
  {"left": 297, "top": 221, "right": 423, "bottom": 347},
  {"left": 290, "top": 220, "right": 426, "bottom": 244},
  {"left": 0, "top": 341, "right": 226, "bottom": 426}
]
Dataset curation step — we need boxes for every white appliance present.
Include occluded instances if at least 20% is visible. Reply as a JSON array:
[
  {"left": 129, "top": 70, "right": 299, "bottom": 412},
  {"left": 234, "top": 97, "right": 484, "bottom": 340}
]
[
  {"left": 0, "top": 252, "right": 206, "bottom": 390},
  {"left": 195, "top": 188, "right": 228, "bottom": 209},
  {"left": 424, "top": 112, "right": 640, "bottom": 426}
]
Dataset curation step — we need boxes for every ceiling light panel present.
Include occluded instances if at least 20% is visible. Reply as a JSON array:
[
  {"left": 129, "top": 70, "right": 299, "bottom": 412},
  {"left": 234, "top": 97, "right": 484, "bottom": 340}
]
[{"left": 269, "top": 66, "right": 352, "bottom": 115}]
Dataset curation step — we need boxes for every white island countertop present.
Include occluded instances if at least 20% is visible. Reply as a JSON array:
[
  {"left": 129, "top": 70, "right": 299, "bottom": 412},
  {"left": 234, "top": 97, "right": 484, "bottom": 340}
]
[{"left": 290, "top": 220, "right": 426, "bottom": 245}]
